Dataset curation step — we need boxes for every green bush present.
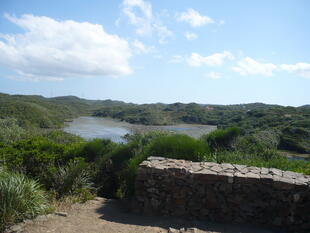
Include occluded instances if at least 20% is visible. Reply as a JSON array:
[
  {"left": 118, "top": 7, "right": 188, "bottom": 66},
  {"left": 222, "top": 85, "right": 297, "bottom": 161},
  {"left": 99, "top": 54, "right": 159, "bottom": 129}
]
[
  {"left": 80, "top": 139, "right": 116, "bottom": 162},
  {"left": 42, "top": 130, "right": 84, "bottom": 144},
  {"left": 0, "top": 170, "right": 49, "bottom": 232},
  {"left": 279, "top": 127, "right": 310, "bottom": 153},
  {"left": 0, "top": 118, "right": 26, "bottom": 144},
  {"left": 50, "top": 159, "right": 93, "bottom": 199},
  {"left": 252, "top": 129, "right": 280, "bottom": 149},
  {"left": 0, "top": 136, "right": 88, "bottom": 191},
  {"left": 201, "top": 127, "right": 240, "bottom": 151},
  {"left": 1, "top": 137, "right": 64, "bottom": 181},
  {"left": 124, "top": 131, "right": 171, "bottom": 147},
  {"left": 94, "top": 142, "right": 139, "bottom": 198},
  {"left": 145, "top": 134, "right": 210, "bottom": 161}
]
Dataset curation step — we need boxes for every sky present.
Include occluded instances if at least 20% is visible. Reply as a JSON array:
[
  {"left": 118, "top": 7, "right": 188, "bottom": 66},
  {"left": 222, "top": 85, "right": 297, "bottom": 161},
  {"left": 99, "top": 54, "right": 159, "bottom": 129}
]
[{"left": 0, "top": 0, "right": 309, "bottom": 106}]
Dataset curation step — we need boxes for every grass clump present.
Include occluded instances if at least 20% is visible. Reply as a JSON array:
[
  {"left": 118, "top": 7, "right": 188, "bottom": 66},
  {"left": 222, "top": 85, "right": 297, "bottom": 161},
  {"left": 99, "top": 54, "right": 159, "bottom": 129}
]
[
  {"left": 50, "top": 159, "right": 94, "bottom": 199},
  {"left": 0, "top": 170, "right": 49, "bottom": 232}
]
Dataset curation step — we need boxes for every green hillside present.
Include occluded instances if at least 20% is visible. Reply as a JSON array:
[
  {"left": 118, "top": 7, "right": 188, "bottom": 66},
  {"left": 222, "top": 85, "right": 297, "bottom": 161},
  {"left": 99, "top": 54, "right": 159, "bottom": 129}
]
[
  {"left": 0, "top": 93, "right": 126, "bottom": 128},
  {"left": 1, "top": 92, "right": 309, "bottom": 153}
]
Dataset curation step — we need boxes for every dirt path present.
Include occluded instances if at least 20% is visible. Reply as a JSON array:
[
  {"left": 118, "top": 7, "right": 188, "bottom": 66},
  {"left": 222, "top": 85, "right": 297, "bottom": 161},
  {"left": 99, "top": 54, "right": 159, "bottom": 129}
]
[{"left": 23, "top": 197, "right": 276, "bottom": 233}]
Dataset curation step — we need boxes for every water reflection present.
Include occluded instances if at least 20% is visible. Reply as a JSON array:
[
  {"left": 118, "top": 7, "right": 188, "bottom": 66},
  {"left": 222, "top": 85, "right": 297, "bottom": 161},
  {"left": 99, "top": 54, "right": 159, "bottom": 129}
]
[
  {"left": 64, "top": 116, "right": 217, "bottom": 143},
  {"left": 64, "top": 117, "right": 130, "bottom": 143}
]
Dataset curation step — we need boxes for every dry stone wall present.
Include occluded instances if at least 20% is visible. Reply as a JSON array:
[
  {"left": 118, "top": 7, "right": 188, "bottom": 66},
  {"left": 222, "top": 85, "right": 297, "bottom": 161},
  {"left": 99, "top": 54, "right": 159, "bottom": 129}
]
[{"left": 133, "top": 157, "right": 310, "bottom": 233}]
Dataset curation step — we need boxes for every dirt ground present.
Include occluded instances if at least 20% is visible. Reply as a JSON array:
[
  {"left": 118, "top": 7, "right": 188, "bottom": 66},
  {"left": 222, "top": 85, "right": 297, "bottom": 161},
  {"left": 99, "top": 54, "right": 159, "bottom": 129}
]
[{"left": 23, "top": 197, "right": 276, "bottom": 233}]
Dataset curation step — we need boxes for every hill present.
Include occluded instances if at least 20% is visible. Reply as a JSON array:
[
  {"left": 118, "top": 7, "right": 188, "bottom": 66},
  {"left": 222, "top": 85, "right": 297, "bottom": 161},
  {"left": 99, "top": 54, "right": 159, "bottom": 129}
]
[
  {"left": 0, "top": 92, "right": 309, "bottom": 153},
  {"left": 0, "top": 93, "right": 126, "bottom": 128}
]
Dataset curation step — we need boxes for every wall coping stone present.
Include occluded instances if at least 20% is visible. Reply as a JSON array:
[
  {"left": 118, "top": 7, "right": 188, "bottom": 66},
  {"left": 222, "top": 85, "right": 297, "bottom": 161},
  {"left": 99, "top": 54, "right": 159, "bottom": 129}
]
[{"left": 140, "top": 157, "right": 310, "bottom": 186}]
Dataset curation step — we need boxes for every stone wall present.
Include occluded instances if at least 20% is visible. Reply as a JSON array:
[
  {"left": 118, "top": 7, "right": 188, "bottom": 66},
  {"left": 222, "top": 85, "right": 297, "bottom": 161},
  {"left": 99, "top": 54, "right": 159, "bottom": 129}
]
[{"left": 133, "top": 157, "right": 310, "bottom": 232}]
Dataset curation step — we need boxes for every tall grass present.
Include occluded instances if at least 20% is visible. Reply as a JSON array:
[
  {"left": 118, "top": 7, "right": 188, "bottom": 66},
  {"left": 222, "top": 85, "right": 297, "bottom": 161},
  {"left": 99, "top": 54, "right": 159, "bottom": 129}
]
[{"left": 0, "top": 170, "right": 49, "bottom": 232}]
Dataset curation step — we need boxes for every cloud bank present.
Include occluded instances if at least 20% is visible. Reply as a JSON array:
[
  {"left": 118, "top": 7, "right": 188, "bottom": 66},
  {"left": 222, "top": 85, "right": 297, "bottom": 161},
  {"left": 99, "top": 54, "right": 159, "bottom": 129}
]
[{"left": 0, "top": 14, "right": 132, "bottom": 80}]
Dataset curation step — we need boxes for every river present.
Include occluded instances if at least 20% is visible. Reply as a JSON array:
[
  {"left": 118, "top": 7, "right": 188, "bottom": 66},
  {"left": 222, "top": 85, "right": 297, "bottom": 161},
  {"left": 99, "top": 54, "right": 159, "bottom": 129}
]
[{"left": 64, "top": 116, "right": 217, "bottom": 143}]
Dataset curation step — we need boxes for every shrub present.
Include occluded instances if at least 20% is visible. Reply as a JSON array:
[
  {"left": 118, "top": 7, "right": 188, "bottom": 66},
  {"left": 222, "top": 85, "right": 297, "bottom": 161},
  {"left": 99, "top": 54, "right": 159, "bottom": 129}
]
[
  {"left": 124, "top": 131, "right": 171, "bottom": 147},
  {"left": 94, "top": 142, "right": 139, "bottom": 198},
  {"left": 0, "top": 137, "right": 90, "bottom": 191},
  {"left": 279, "top": 127, "right": 310, "bottom": 153},
  {"left": 0, "top": 118, "right": 26, "bottom": 144},
  {"left": 252, "top": 129, "right": 281, "bottom": 149},
  {"left": 80, "top": 139, "right": 116, "bottom": 162},
  {"left": 0, "top": 170, "right": 49, "bottom": 232},
  {"left": 1, "top": 137, "right": 64, "bottom": 183},
  {"left": 201, "top": 127, "right": 240, "bottom": 152},
  {"left": 50, "top": 159, "right": 93, "bottom": 199},
  {"left": 43, "top": 130, "right": 84, "bottom": 144},
  {"left": 146, "top": 134, "right": 210, "bottom": 161}
]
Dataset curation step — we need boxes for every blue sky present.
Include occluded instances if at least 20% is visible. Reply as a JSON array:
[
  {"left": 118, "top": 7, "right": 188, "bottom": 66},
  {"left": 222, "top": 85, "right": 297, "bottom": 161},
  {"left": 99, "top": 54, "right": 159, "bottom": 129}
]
[{"left": 0, "top": 0, "right": 309, "bottom": 106}]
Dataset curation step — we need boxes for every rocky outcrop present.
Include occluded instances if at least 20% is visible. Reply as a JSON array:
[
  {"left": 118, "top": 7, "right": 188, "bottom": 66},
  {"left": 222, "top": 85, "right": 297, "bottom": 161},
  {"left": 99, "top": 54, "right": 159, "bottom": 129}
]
[{"left": 133, "top": 157, "right": 310, "bottom": 232}]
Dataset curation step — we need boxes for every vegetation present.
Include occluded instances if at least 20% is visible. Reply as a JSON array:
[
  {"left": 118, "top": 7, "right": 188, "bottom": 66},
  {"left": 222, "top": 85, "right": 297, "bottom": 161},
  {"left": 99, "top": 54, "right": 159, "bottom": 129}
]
[
  {"left": 0, "top": 93, "right": 126, "bottom": 129},
  {"left": 0, "top": 170, "right": 49, "bottom": 232},
  {"left": 146, "top": 134, "right": 210, "bottom": 161},
  {"left": 0, "top": 92, "right": 309, "bottom": 232},
  {"left": 94, "top": 103, "right": 310, "bottom": 153},
  {"left": 201, "top": 127, "right": 240, "bottom": 152},
  {"left": 1, "top": 93, "right": 309, "bottom": 153}
]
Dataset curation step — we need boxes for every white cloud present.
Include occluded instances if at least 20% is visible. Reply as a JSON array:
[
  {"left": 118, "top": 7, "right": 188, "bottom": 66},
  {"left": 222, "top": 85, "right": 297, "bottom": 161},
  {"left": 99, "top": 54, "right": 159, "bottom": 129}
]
[
  {"left": 132, "top": 39, "right": 154, "bottom": 53},
  {"left": 187, "top": 51, "right": 234, "bottom": 67},
  {"left": 0, "top": 14, "right": 132, "bottom": 81},
  {"left": 280, "top": 63, "right": 310, "bottom": 78},
  {"left": 184, "top": 32, "right": 197, "bottom": 40},
  {"left": 177, "top": 8, "right": 214, "bottom": 27},
  {"left": 206, "top": 72, "right": 222, "bottom": 79},
  {"left": 121, "top": 0, "right": 173, "bottom": 43},
  {"left": 232, "top": 57, "right": 277, "bottom": 77},
  {"left": 122, "top": 0, "right": 152, "bottom": 35},
  {"left": 153, "top": 23, "right": 173, "bottom": 44}
]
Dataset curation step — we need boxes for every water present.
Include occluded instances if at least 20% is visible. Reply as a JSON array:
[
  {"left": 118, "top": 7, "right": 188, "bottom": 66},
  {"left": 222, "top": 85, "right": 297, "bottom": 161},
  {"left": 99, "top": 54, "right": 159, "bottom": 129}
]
[
  {"left": 279, "top": 150, "right": 310, "bottom": 161},
  {"left": 64, "top": 116, "right": 217, "bottom": 143},
  {"left": 64, "top": 117, "right": 131, "bottom": 143}
]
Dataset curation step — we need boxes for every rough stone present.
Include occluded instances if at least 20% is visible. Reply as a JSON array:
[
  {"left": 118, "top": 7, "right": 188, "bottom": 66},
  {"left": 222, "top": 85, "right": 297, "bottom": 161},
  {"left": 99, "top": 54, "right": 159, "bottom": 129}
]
[
  {"left": 210, "top": 165, "right": 223, "bottom": 173},
  {"left": 261, "top": 167, "right": 269, "bottom": 175},
  {"left": 8, "top": 224, "right": 23, "bottom": 233},
  {"left": 221, "top": 163, "right": 235, "bottom": 170},
  {"left": 234, "top": 164, "right": 246, "bottom": 171},
  {"left": 133, "top": 157, "right": 310, "bottom": 233},
  {"left": 54, "top": 212, "right": 68, "bottom": 217},
  {"left": 168, "top": 227, "right": 178, "bottom": 233},
  {"left": 269, "top": 168, "right": 283, "bottom": 176}
]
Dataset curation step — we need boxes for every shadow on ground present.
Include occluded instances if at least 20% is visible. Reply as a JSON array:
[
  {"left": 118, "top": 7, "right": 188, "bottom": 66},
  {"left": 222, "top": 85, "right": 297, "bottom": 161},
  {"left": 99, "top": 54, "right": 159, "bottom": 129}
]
[{"left": 96, "top": 199, "right": 280, "bottom": 233}]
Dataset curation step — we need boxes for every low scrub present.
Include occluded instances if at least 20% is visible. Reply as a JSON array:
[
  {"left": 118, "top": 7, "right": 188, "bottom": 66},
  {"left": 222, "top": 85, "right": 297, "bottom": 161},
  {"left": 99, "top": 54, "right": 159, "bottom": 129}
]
[
  {"left": 201, "top": 127, "right": 240, "bottom": 151},
  {"left": 146, "top": 134, "right": 210, "bottom": 161}
]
